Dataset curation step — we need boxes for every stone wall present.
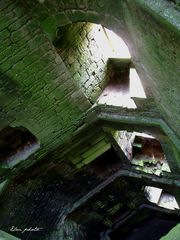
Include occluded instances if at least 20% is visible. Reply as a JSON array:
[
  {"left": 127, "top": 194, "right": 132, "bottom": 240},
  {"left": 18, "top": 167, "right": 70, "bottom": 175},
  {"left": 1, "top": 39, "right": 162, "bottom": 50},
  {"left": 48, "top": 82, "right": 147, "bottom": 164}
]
[
  {"left": 0, "top": 0, "right": 91, "bottom": 165},
  {"left": 114, "top": 131, "right": 134, "bottom": 160},
  {"left": 54, "top": 22, "right": 113, "bottom": 103}
]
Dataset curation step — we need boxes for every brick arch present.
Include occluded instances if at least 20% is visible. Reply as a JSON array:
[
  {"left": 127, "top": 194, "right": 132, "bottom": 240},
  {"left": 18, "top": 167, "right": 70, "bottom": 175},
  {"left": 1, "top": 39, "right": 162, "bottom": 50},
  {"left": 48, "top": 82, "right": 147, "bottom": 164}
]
[
  {"left": 52, "top": 21, "right": 130, "bottom": 103},
  {"left": 25, "top": 2, "right": 149, "bottom": 100},
  {"left": 22, "top": 0, "right": 131, "bottom": 57},
  {"left": 40, "top": 9, "right": 133, "bottom": 103},
  {"left": 37, "top": 5, "right": 131, "bottom": 62},
  {"left": 21, "top": 1, "right": 143, "bottom": 103},
  {"left": 42, "top": 9, "right": 128, "bottom": 43}
]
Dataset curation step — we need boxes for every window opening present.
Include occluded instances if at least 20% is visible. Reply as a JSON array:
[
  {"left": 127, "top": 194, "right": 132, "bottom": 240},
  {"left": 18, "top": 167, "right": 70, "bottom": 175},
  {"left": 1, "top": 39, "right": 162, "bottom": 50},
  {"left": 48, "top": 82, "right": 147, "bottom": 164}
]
[
  {"left": 112, "top": 130, "right": 171, "bottom": 175},
  {"left": 97, "top": 27, "right": 146, "bottom": 108},
  {"left": 0, "top": 126, "right": 40, "bottom": 168},
  {"left": 145, "top": 186, "right": 179, "bottom": 210},
  {"left": 131, "top": 133, "right": 170, "bottom": 175},
  {"left": 103, "top": 28, "right": 131, "bottom": 59},
  {"left": 54, "top": 22, "right": 146, "bottom": 106},
  {"left": 130, "top": 68, "right": 146, "bottom": 98}
]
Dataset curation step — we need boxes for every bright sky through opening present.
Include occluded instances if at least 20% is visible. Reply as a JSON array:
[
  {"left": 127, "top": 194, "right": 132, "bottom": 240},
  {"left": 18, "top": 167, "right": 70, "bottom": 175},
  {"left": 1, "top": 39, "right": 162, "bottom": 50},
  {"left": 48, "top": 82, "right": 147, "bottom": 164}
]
[{"left": 98, "top": 27, "right": 146, "bottom": 108}]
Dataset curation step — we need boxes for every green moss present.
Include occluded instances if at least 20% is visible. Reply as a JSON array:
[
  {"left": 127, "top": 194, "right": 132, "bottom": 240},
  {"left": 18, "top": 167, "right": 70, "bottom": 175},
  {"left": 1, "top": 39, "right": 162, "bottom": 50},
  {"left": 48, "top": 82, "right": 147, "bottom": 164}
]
[{"left": 41, "top": 16, "right": 58, "bottom": 39}]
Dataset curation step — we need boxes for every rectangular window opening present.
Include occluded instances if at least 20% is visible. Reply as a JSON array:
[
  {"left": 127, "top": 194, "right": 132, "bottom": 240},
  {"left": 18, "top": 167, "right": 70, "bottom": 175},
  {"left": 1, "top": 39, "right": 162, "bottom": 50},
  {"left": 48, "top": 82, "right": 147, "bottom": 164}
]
[
  {"left": 144, "top": 186, "right": 180, "bottom": 210},
  {"left": 112, "top": 130, "right": 171, "bottom": 176}
]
